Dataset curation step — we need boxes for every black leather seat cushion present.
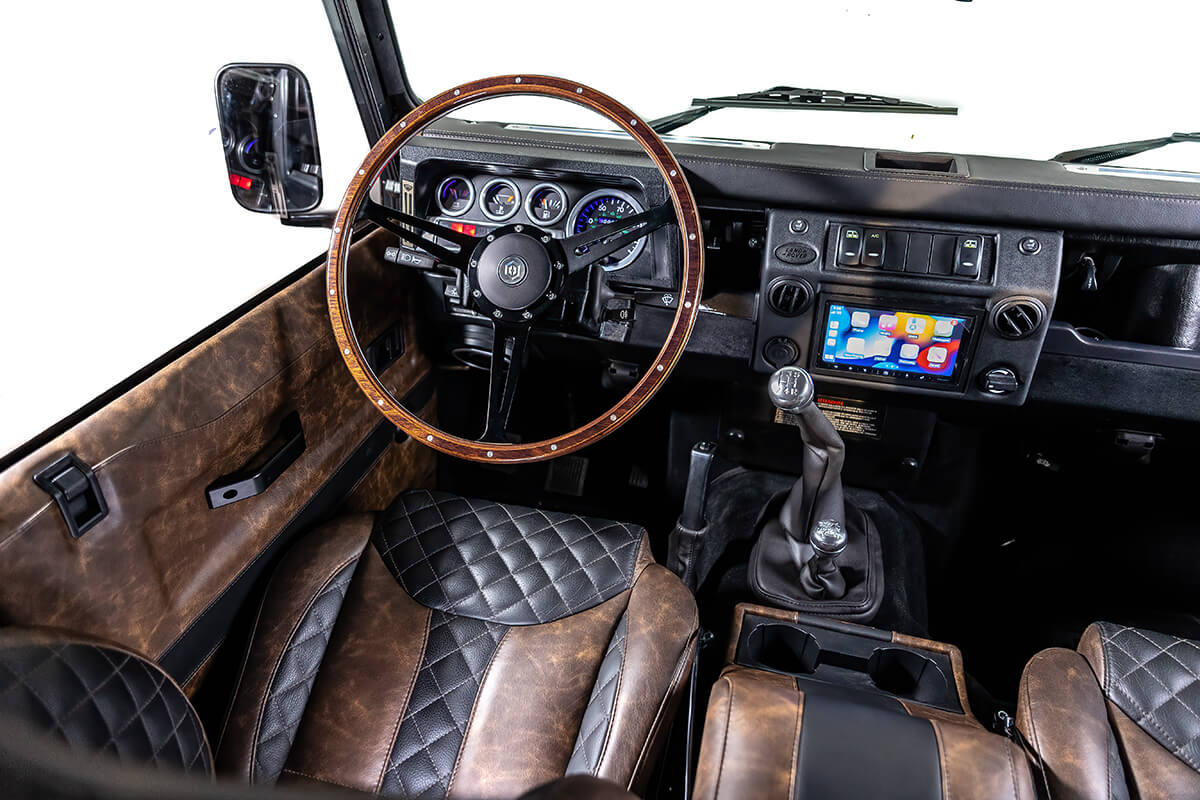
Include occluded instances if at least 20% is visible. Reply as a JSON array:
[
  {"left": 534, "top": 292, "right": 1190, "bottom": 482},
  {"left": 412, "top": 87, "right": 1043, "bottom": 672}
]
[
  {"left": 373, "top": 490, "right": 645, "bottom": 625},
  {"left": 0, "top": 630, "right": 210, "bottom": 774}
]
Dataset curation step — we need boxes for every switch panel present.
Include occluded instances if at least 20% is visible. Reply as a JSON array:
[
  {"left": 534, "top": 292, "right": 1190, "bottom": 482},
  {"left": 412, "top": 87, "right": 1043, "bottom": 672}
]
[{"left": 831, "top": 224, "right": 992, "bottom": 281}]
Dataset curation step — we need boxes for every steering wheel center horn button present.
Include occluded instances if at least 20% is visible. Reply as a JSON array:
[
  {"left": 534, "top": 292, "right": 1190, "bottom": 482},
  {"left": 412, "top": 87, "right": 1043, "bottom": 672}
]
[
  {"left": 472, "top": 230, "right": 555, "bottom": 312},
  {"left": 497, "top": 255, "right": 528, "bottom": 286}
]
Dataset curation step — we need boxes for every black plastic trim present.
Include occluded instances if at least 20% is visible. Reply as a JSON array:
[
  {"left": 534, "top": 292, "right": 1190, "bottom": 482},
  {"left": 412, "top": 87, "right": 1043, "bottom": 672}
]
[
  {"left": 1042, "top": 321, "right": 1200, "bottom": 371},
  {"left": 205, "top": 413, "right": 306, "bottom": 509},
  {"left": 31, "top": 453, "right": 109, "bottom": 539}
]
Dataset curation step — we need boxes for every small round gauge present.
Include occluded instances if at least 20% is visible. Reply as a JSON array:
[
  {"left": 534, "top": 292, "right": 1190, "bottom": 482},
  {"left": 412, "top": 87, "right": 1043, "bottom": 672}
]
[
  {"left": 567, "top": 189, "right": 646, "bottom": 270},
  {"left": 526, "top": 183, "right": 567, "bottom": 226},
  {"left": 481, "top": 179, "right": 521, "bottom": 221},
  {"left": 436, "top": 176, "right": 474, "bottom": 217},
  {"left": 237, "top": 134, "right": 265, "bottom": 174}
]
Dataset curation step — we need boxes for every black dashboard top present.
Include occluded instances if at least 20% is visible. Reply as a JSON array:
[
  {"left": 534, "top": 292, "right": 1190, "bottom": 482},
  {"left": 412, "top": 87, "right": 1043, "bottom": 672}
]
[{"left": 413, "top": 119, "right": 1200, "bottom": 240}]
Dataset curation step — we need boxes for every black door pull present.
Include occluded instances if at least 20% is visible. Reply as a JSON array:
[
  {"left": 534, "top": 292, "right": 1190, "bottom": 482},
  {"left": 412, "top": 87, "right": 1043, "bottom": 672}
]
[{"left": 206, "top": 412, "right": 305, "bottom": 509}]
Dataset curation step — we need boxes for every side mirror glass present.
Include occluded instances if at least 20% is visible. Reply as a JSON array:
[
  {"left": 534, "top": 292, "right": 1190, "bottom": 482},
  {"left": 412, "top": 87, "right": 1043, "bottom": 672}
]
[{"left": 215, "top": 63, "right": 322, "bottom": 216}]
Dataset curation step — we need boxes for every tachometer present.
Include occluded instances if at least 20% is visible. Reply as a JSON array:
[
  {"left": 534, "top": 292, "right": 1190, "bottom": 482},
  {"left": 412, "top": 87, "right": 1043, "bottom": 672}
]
[
  {"left": 436, "top": 176, "right": 473, "bottom": 217},
  {"left": 526, "top": 183, "right": 567, "bottom": 226},
  {"left": 481, "top": 178, "right": 521, "bottom": 221},
  {"left": 568, "top": 189, "right": 646, "bottom": 270}
]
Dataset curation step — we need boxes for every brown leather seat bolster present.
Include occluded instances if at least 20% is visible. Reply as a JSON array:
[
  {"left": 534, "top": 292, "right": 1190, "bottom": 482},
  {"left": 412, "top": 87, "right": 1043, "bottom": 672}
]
[
  {"left": 215, "top": 514, "right": 374, "bottom": 783},
  {"left": 1016, "top": 647, "right": 1120, "bottom": 800},
  {"left": 592, "top": 563, "right": 700, "bottom": 792},
  {"left": 1106, "top": 699, "right": 1200, "bottom": 800}
]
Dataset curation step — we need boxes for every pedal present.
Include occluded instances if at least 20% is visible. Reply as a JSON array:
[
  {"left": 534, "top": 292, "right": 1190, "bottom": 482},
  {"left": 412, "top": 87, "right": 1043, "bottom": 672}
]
[{"left": 545, "top": 455, "right": 588, "bottom": 496}]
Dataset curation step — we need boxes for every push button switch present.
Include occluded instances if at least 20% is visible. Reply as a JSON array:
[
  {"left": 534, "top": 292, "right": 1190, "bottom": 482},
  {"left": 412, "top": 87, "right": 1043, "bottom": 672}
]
[
  {"left": 837, "top": 226, "right": 863, "bottom": 266},
  {"left": 955, "top": 236, "right": 983, "bottom": 278},
  {"left": 862, "top": 229, "right": 886, "bottom": 267}
]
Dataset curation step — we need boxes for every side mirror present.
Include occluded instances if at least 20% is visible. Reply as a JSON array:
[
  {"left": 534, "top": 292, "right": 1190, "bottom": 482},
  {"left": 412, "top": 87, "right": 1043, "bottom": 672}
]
[{"left": 215, "top": 63, "right": 322, "bottom": 218}]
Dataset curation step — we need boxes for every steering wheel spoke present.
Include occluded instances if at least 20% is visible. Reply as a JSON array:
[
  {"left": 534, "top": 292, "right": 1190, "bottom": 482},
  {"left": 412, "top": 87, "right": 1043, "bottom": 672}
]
[
  {"left": 363, "top": 200, "right": 477, "bottom": 268},
  {"left": 562, "top": 201, "right": 675, "bottom": 274},
  {"left": 481, "top": 321, "right": 530, "bottom": 443}
]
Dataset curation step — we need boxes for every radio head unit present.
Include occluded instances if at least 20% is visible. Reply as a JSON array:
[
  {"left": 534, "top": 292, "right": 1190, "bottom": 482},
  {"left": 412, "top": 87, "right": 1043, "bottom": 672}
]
[{"left": 811, "top": 300, "right": 978, "bottom": 389}]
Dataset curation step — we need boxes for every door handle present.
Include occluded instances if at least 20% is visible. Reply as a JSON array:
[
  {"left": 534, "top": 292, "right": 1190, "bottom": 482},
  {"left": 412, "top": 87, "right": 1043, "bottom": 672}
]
[{"left": 206, "top": 412, "right": 305, "bottom": 509}]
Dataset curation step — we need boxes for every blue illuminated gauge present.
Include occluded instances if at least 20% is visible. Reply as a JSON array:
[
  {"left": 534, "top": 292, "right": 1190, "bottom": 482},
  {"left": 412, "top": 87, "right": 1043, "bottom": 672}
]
[
  {"left": 481, "top": 178, "right": 521, "bottom": 221},
  {"left": 568, "top": 189, "right": 646, "bottom": 271},
  {"left": 526, "top": 183, "right": 567, "bottom": 226},
  {"left": 436, "top": 176, "right": 473, "bottom": 217}
]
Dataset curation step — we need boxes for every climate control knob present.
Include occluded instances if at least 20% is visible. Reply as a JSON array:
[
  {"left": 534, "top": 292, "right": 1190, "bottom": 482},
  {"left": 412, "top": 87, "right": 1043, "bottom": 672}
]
[{"left": 979, "top": 366, "right": 1020, "bottom": 395}]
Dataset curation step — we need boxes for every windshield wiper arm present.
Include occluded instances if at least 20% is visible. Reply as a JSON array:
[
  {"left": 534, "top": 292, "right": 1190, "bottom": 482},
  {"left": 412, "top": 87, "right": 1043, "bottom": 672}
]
[
  {"left": 1053, "top": 132, "right": 1200, "bottom": 164},
  {"left": 649, "top": 86, "right": 957, "bottom": 134}
]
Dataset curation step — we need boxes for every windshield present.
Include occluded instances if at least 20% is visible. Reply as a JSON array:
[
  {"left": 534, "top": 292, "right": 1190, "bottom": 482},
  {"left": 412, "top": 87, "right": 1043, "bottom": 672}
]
[{"left": 393, "top": 0, "right": 1197, "bottom": 171}]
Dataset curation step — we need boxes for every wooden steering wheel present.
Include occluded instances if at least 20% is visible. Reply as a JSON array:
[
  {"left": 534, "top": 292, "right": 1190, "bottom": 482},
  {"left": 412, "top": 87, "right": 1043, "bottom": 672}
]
[{"left": 327, "top": 75, "right": 704, "bottom": 464}]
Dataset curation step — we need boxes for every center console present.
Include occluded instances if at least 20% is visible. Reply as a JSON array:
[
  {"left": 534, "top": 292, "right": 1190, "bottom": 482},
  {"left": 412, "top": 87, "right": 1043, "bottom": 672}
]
[
  {"left": 754, "top": 209, "right": 1062, "bottom": 405},
  {"left": 694, "top": 604, "right": 1037, "bottom": 800}
]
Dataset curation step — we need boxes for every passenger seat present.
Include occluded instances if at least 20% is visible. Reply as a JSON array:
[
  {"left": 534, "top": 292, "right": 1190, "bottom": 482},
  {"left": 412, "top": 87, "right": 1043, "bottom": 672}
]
[{"left": 1017, "top": 622, "right": 1200, "bottom": 799}]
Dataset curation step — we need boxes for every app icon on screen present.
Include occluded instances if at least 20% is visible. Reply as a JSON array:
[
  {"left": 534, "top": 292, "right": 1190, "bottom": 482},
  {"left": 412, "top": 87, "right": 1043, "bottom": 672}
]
[
  {"left": 829, "top": 321, "right": 840, "bottom": 331},
  {"left": 872, "top": 337, "right": 894, "bottom": 357},
  {"left": 851, "top": 312, "right": 870, "bottom": 329},
  {"left": 905, "top": 317, "right": 926, "bottom": 335},
  {"left": 827, "top": 338, "right": 837, "bottom": 347},
  {"left": 879, "top": 314, "right": 898, "bottom": 332},
  {"left": 928, "top": 346, "right": 948, "bottom": 365},
  {"left": 934, "top": 319, "right": 954, "bottom": 337},
  {"left": 899, "top": 343, "right": 919, "bottom": 360},
  {"left": 846, "top": 337, "right": 866, "bottom": 355}
]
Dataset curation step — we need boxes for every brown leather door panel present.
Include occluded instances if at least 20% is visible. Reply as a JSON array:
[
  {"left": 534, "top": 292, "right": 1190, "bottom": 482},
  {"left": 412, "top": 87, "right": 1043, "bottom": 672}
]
[{"left": 0, "top": 231, "right": 434, "bottom": 678}]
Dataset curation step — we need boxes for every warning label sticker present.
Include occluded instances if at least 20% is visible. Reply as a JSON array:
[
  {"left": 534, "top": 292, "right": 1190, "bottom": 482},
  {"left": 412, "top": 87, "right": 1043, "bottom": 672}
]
[{"left": 774, "top": 396, "right": 885, "bottom": 440}]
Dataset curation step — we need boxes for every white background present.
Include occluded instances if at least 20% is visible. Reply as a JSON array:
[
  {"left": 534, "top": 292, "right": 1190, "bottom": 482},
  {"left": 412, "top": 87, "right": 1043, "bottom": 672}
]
[{"left": 2, "top": 0, "right": 1197, "bottom": 456}]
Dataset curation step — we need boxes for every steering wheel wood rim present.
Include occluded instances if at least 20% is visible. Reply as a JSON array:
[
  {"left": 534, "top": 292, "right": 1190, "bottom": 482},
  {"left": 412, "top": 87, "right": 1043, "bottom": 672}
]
[{"left": 327, "top": 75, "right": 704, "bottom": 464}]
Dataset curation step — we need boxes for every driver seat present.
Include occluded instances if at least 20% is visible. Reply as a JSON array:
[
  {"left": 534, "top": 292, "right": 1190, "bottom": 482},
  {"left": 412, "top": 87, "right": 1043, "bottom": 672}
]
[{"left": 215, "top": 489, "right": 698, "bottom": 797}]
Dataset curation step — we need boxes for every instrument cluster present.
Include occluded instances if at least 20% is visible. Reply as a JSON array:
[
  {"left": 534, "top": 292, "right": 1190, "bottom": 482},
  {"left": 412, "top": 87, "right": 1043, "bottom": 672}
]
[{"left": 430, "top": 173, "right": 649, "bottom": 272}]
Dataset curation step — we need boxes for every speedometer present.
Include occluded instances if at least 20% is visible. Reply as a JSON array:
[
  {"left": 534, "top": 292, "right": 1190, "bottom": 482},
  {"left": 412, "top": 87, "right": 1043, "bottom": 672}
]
[{"left": 568, "top": 189, "right": 646, "bottom": 270}]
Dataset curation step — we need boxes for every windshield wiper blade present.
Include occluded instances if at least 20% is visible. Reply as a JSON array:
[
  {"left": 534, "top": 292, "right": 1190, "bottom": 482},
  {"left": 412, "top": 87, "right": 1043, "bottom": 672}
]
[
  {"left": 1053, "top": 132, "right": 1200, "bottom": 164},
  {"left": 649, "top": 86, "right": 957, "bottom": 134}
]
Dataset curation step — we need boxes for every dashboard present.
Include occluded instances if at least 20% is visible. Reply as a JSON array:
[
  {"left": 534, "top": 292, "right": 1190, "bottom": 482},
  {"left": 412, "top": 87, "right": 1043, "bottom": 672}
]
[{"left": 392, "top": 119, "right": 1200, "bottom": 424}]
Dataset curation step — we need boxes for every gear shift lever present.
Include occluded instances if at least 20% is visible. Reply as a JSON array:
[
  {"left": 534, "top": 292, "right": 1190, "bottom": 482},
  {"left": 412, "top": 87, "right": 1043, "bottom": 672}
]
[{"left": 749, "top": 367, "right": 881, "bottom": 618}]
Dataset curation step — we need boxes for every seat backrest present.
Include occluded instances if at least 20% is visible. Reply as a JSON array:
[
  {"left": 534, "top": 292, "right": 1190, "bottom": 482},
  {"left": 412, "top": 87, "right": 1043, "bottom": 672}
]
[
  {"left": 0, "top": 629, "right": 211, "bottom": 775},
  {"left": 1018, "top": 621, "right": 1200, "bottom": 800}
]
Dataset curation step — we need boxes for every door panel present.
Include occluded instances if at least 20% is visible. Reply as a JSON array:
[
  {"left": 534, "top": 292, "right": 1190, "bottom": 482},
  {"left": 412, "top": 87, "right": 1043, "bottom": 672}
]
[{"left": 0, "top": 230, "right": 433, "bottom": 670}]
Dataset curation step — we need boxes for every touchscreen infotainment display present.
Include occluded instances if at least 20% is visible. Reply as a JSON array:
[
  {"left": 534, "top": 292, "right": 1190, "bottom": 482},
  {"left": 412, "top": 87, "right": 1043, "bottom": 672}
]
[{"left": 818, "top": 303, "right": 970, "bottom": 385}]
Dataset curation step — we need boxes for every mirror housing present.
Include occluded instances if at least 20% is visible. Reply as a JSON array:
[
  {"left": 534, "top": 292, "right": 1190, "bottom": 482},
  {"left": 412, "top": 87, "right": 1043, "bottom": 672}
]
[{"left": 215, "top": 63, "right": 322, "bottom": 217}]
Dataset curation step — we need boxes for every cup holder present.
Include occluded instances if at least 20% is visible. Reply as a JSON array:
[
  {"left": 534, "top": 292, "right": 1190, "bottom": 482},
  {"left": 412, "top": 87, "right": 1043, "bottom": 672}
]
[
  {"left": 744, "top": 623, "right": 820, "bottom": 675},
  {"left": 867, "top": 647, "right": 950, "bottom": 703}
]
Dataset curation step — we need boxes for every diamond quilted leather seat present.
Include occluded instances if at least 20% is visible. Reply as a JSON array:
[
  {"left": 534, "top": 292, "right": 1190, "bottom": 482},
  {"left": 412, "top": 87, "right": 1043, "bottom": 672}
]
[
  {"left": 0, "top": 490, "right": 694, "bottom": 799},
  {"left": 212, "top": 489, "right": 698, "bottom": 797},
  {"left": 1017, "top": 621, "right": 1200, "bottom": 799}
]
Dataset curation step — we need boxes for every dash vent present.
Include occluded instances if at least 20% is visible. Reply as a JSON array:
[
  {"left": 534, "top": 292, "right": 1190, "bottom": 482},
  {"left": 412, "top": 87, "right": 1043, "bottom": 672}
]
[
  {"left": 992, "top": 299, "right": 1044, "bottom": 339},
  {"left": 767, "top": 278, "right": 813, "bottom": 317}
]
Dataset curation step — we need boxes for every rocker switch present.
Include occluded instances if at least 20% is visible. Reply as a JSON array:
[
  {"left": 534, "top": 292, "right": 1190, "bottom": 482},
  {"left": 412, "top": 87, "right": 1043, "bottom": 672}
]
[
  {"left": 862, "top": 229, "right": 886, "bottom": 267},
  {"left": 837, "top": 226, "right": 863, "bottom": 266},
  {"left": 955, "top": 236, "right": 983, "bottom": 278}
]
